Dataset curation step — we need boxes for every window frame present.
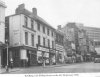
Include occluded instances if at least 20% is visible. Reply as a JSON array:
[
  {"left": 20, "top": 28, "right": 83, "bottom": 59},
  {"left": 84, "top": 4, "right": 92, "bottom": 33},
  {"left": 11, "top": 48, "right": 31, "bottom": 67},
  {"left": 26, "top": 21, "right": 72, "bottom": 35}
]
[
  {"left": 37, "top": 22, "right": 40, "bottom": 31},
  {"left": 31, "top": 19, "right": 34, "bottom": 30},
  {"left": 43, "top": 26, "right": 45, "bottom": 33},
  {"left": 31, "top": 34, "right": 34, "bottom": 46},
  {"left": 38, "top": 35, "right": 40, "bottom": 45},
  {"left": 43, "top": 37, "right": 45, "bottom": 46},
  {"left": 25, "top": 32, "right": 28, "bottom": 45},
  {"left": 24, "top": 16, "right": 28, "bottom": 27},
  {"left": 47, "top": 28, "right": 50, "bottom": 36}
]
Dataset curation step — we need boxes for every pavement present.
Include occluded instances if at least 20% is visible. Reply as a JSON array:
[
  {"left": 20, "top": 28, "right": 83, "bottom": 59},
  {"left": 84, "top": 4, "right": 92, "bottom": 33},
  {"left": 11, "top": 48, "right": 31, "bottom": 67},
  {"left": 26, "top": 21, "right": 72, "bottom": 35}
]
[
  {"left": 0, "top": 67, "right": 21, "bottom": 74},
  {"left": 0, "top": 62, "right": 89, "bottom": 74}
]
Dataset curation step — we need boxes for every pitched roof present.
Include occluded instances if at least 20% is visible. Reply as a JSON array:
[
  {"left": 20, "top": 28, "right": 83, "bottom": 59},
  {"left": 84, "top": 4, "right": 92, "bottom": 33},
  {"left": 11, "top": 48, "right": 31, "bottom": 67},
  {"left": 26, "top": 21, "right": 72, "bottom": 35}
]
[{"left": 15, "top": 4, "right": 55, "bottom": 31}]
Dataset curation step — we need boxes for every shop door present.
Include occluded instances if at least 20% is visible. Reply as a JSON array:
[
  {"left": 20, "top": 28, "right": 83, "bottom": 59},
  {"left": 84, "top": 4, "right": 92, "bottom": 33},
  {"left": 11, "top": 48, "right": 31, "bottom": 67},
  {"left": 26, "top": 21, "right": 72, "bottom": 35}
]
[{"left": 27, "top": 50, "right": 37, "bottom": 66}]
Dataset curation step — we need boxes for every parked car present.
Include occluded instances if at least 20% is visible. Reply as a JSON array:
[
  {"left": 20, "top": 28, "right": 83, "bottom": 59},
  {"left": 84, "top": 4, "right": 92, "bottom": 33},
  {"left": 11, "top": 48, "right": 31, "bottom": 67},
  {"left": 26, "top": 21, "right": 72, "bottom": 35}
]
[{"left": 94, "top": 55, "right": 100, "bottom": 63}]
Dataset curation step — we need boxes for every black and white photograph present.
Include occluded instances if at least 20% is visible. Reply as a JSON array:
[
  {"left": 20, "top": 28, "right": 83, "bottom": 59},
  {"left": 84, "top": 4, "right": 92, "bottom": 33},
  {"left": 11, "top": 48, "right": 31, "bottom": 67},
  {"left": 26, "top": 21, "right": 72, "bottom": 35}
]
[{"left": 0, "top": 0, "right": 100, "bottom": 76}]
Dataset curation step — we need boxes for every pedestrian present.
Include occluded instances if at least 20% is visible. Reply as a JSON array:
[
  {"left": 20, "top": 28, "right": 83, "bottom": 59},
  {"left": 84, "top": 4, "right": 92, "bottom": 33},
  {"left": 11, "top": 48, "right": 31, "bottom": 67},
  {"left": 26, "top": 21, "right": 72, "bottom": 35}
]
[{"left": 10, "top": 58, "right": 13, "bottom": 69}]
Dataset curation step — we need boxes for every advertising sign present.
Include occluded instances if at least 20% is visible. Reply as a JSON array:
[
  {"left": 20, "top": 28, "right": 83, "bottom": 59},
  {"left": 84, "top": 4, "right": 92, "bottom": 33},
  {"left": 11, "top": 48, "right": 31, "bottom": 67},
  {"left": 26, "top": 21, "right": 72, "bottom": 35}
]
[{"left": 38, "top": 46, "right": 49, "bottom": 52}]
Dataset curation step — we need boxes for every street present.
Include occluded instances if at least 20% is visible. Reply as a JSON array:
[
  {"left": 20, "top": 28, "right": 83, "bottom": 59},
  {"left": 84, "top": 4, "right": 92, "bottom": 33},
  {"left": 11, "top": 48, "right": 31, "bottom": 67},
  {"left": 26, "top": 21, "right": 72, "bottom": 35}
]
[{"left": 6, "top": 62, "right": 100, "bottom": 74}]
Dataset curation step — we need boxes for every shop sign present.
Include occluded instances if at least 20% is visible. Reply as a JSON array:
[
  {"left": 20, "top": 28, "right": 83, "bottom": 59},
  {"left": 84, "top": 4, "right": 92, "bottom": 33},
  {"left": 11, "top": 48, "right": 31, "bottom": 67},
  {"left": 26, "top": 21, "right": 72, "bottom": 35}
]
[
  {"left": 38, "top": 46, "right": 49, "bottom": 52},
  {"left": 37, "top": 51, "right": 42, "bottom": 56},
  {"left": 50, "top": 49, "right": 55, "bottom": 53}
]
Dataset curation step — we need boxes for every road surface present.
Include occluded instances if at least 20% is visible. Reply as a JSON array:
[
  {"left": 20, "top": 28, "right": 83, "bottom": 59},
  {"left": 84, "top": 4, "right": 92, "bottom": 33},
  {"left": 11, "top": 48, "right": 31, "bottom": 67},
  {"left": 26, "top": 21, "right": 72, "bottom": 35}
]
[{"left": 5, "top": 62, "right": 100, "bottom": 74}]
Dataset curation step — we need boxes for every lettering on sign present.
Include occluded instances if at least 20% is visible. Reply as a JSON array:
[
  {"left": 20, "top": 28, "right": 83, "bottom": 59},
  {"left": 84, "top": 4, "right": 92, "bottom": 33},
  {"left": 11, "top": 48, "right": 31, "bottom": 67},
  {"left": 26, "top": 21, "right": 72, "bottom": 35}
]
[{"left": 38, "top": 46, "right": 49, "bottom": 52}]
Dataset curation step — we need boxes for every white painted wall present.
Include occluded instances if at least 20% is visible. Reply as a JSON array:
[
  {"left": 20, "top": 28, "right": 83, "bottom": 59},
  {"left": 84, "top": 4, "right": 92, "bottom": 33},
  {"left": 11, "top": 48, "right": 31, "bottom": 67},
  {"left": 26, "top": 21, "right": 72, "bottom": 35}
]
[
  {"left": 9, "top": 14, "right": 38, "bottom": 50},
  {"left": 20, "top": 49, "right": 27, "bottom": 60},
  {"left": 0, "top": 1, "right": 6, "bottom": 68},
  {"left": 9, "top": 14, "right": 55, "bottom": 61},
  {"left": 9, "top": 15, "right": 21, "bottom": 46},
  {"left": 0, "top": 6, "right": 5, "bottom": 43}
]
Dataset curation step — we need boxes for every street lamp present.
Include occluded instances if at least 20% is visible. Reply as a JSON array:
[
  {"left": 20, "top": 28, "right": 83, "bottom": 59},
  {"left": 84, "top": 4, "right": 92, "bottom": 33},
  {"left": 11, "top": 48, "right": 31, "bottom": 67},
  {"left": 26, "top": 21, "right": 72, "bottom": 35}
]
[{"left": 6, "top": 39, "right": 9, "bottom": 72}]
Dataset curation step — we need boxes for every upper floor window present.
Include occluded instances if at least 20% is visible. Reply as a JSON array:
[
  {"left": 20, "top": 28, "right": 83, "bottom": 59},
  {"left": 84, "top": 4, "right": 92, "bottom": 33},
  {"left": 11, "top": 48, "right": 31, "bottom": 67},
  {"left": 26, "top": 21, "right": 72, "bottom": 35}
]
[
  {"left": 31, "top": 34, "right": 34, "bottom": 46},
  {"left": 43, "top": 26, "right": 45, "bottom": 33},
  {"left": 31, "top": 19, "right": 34, "bottom": 30},
  {"left": 52, "top": 41, "right": 54, "bottom": 48},
  {"left": 24, "top": 16, "right": 28, "bottom": 27},
  {"left": 38, "top": 35, "right": 40, "bottom": 45},
  {"left": 47, "top": 28, "right": 50, "bottom": 36},
  {"left": 25, "top": 32, "right": 28, "bottom": 45},
  {"left": 55, "top": 34, "right": 64, "bottom": 45},
  {"left": 48, "top": 39, "right": 50, "bottom": 47},
  {"left": 43, "top": 37, "right": 45, "bottom": 46},
  {"left": 52, "top": 31, "right": 54, "bottom": 37},
  {"left": 37, "top": 22, "right": 40, "bottom": 31}
]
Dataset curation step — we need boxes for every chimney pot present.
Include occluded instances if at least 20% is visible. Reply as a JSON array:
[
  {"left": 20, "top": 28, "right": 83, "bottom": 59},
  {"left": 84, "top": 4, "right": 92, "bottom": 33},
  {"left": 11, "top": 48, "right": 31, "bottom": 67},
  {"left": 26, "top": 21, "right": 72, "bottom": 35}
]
[{"left": 32, "top": 8, "right": 37, "bottom": 16}]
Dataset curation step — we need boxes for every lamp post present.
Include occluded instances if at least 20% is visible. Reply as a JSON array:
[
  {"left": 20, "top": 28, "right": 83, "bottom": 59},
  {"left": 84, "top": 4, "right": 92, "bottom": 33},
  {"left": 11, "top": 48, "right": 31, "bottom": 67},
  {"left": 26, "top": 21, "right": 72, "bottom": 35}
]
[{"left": 6, "top": 39, "right": 9, "bottom": 72}]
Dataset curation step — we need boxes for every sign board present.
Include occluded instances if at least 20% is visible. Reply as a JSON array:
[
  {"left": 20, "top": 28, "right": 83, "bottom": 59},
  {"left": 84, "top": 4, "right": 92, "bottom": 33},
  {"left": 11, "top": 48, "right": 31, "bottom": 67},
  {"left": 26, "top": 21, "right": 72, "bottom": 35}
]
[{"left": 38, "top": 46, "right": 49, "bottom": 52}]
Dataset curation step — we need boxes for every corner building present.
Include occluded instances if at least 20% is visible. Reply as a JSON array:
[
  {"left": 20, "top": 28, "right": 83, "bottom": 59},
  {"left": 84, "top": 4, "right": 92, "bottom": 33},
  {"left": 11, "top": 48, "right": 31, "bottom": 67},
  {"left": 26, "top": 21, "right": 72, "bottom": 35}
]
[{"left": 5, "top": 4, "right": 56, "bottom": 67}]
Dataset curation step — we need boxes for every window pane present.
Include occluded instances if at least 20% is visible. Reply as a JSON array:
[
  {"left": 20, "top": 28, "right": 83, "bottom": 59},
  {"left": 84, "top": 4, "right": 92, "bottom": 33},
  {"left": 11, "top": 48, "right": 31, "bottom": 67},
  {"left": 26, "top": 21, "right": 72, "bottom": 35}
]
[
  {"left": 47, "top": 28, "right": 49, "bottom": 36},
  {"left": 31, "top": 34, "right": 34, "bottom": 46},
  {"left": 31, "top": 19, "right": 34, "bottom": 29},
  {"left": 25, "top": 16, "right": 28, "bottom": 27},
  {"left": 43, "top": 37, "right": 45, "bottom": 46},
  {"left": 43, "top": 26, "right": 45, "bottom": 33},
  {"left": 38, "top": 35, "right": 40, "bottom": 45},
  {"left": 48, "top": 39, "right": 50, "bottom": 47},
  {"left": 37, "top": 22, "right": 40, "bottom": 31},
  {"left": 25, "top": 32, "right": 28, "bottom": 45}
]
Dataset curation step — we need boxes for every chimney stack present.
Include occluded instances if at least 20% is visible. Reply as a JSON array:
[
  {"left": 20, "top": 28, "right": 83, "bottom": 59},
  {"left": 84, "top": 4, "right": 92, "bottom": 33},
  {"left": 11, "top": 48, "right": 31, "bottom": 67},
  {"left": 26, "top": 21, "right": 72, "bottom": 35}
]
[
  {"left": 15, "top": 3, "right": 25, "bottom": 14},
  {"left": 32, "top": 8, "right": 37, "bottom": 16}
]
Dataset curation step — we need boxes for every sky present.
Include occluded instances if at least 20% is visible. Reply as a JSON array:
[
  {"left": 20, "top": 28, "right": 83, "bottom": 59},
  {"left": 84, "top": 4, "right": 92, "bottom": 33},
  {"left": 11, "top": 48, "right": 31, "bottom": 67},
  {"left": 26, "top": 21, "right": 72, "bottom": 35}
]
[{"left": 4, "top": 0, "right": 100, "bottom": 28}]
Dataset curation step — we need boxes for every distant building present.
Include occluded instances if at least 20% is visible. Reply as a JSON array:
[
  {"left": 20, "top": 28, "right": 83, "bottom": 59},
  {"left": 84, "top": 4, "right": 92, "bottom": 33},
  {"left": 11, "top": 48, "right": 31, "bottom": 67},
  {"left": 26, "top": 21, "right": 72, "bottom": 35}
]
[
  {"left": 55, "top": 29, "right": 65, "bottom": 63},
  {"left": 81, "top": 26, "right": 100, "bottom": 54},
  {"left": 0, "top": 1, "right": 6, "bottom": 68},
  {"left": 78, "top": 29, "right": 89, "bottom": 59},
  {"left": 61, "top": 22, "right": 92, "bottom": 62},
  {"left": 5, "top": 4, "right": 55, "bottom": 67},
  {"left": 83, "top": 27, "right": 100, "bottom": 41},
  {"left": 61, "top": 23, "right": 79, "bottom": 54}
]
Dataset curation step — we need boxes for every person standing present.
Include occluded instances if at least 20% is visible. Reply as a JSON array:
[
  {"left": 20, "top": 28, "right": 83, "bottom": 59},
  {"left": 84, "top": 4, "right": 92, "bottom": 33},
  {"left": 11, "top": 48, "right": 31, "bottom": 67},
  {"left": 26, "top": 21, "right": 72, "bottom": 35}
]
[{"left": 10, "top": 58, "right": 13, "bottom": 69}]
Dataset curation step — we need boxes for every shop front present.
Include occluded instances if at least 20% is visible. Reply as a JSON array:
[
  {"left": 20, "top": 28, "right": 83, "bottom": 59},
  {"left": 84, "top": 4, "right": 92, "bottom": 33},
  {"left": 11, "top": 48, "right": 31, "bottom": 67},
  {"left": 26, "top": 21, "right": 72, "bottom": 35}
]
[
  {"left": 56, "top": 50, "right": 64, "bottom": 64},
  {"left": 49, "top": 48, "right": 56, "bottom": 65},
  {"left": 4, "top": 46, "right": 37, "bottom": 67},
  {"left": 37, "top": 45, "right": 49, "bottom": 65}
]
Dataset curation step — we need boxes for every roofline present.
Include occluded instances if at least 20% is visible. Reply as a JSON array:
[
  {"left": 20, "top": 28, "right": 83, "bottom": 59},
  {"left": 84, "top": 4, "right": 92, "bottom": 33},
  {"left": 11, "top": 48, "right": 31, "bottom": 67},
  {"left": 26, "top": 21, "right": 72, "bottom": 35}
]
[
  {"left": 6, "top": 13, "right": 56, "bottom": 31},
  {"left": 35, "top": 18, "right": 56, "bottom": 31}
]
